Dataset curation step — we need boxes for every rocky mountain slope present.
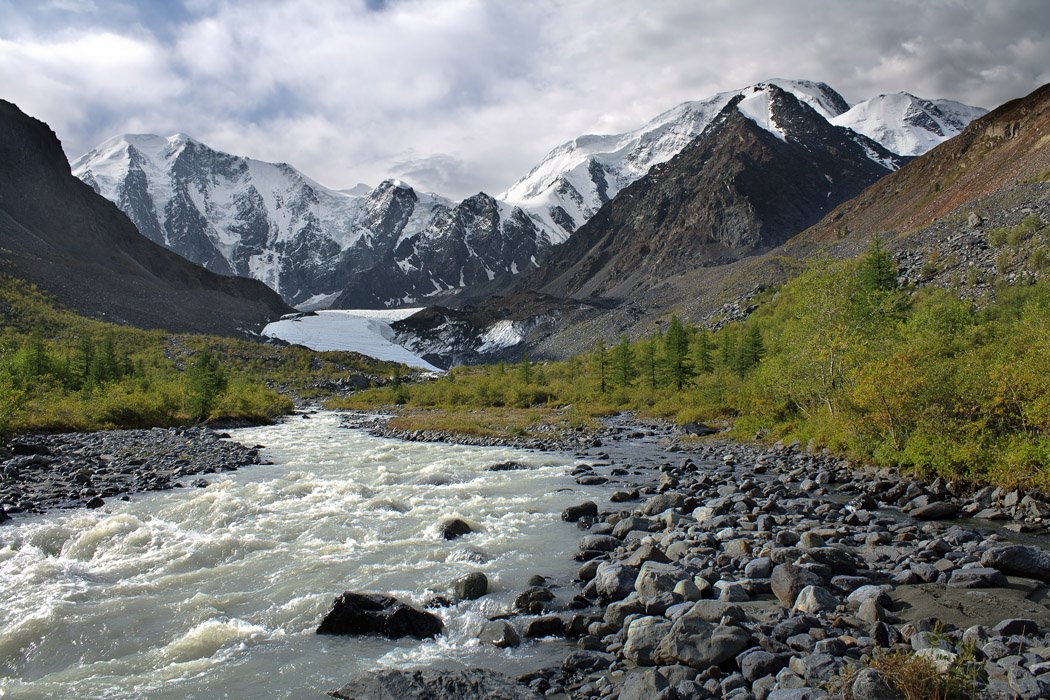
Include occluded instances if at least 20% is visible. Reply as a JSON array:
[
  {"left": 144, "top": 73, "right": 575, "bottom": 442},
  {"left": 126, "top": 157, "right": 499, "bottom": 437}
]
[
  {"left": 522, "top": 85, "right": 905, "bottom": 300},
  {"left": 73, "top": 136, "right": 562, "bottom": 308},
  {"left": 534, "top": 81, "right": 1050, "bottom": 358},
  {"left": 394, "top": 85, "right": 907, "bottom": 364},
  {"left": 0, "top": 100, "right": 290, "bottom": 336},
  {"left": 72, "top": 80, "right": 984, "bottom": 313},
  {"left": 499, "top": 80, "right": 982, "bottom": 238},
  {"left": 398, "top": 83, "right": 1045, "bottom": 366}
]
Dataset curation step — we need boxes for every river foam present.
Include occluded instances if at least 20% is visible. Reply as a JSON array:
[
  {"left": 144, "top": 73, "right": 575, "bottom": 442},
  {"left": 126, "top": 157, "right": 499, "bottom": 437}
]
[{"left": 0, "top": 412, "right": 604, "bottom": 699}]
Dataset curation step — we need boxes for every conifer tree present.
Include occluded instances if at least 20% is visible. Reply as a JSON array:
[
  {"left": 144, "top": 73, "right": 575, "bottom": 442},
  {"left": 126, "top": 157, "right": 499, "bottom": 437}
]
[
  {"left": 736, "top": 325, "right": 765, "bottom": 376},
  {"left": 663, "top": 316, "right": 694, "bottom": 390},
  {"left": 592, "top": 339, "right": 608, "bottom": 393},
  {"left": 187, "top": 351, "right": 228, "bottom": 420},
  {"left": 693, "top": 329, "right": 715, "bottom": 374},
  {"left": 640, "top": 334, "right": 659, "bottom": 390},
  {"left": 610, "top": 334, "right": 635, "bottom": 387}
]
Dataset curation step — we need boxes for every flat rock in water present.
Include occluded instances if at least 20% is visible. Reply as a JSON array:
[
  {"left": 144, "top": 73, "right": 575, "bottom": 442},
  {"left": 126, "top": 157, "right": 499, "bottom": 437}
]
[
  {"left": 316, "top": 592, "right": 443, "bottom": 639},
  {"left": 910, "top": 501, "right": 960, "bottom": 520},
  {"left": 329, "top": 668, "right": 541, "bottom": 699},
  {"left": 981, "top": 544, "right": 1050, "bottom": 581}
]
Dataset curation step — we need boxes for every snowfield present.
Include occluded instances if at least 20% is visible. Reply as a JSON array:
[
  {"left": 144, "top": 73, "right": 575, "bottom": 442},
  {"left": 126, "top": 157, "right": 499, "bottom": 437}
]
[{"left": 262, "top": 309, "right": 442, "bottom": 372}]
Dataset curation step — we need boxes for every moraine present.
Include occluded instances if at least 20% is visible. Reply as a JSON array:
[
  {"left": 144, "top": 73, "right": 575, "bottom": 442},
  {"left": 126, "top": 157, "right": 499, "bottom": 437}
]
[{"left": 0, "top": 412, "right": 607, "bottom": 699}]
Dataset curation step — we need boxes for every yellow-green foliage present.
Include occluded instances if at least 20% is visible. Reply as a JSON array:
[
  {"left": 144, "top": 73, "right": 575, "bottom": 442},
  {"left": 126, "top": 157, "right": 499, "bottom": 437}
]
[
  {"left": 0, "top": 276, "right": 388, "bottom": 434},
  {"left": 337, "top": 241, "right": 1050, "bottom": 488}
]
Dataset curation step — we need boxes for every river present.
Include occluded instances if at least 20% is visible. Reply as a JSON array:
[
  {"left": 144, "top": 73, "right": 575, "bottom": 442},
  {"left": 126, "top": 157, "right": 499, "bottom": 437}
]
[{"left": 0, "top": 412, "right": 607, "bottom": 699}]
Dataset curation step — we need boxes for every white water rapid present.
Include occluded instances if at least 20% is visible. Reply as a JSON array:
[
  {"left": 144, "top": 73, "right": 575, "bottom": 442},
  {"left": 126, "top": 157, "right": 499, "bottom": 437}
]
[{"left": 0, "top": 412, "right": 607, "bottom": 699}]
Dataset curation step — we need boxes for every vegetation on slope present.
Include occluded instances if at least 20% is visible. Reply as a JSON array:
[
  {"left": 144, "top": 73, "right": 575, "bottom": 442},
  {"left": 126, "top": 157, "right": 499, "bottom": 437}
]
[
  {"left": 336, "top": 240, "right": 1050, "bottom": 488},
  {"left": 0, "top": 276, "right": 401, "bottom": 435}
]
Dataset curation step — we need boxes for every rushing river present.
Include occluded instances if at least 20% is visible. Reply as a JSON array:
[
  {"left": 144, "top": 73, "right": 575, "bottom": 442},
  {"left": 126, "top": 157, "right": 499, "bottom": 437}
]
[{"left": 0, "top": 412, "right": 607, "bottom": 699}]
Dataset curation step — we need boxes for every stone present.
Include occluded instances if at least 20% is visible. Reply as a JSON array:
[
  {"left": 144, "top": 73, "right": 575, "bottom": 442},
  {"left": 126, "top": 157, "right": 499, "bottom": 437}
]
[
  {"left": 635, "top": 561, "right": 682, "bottom": 598},
  {"left": 641, "top": 492, "right": 686, "bottom": 516},
  {"left": 618, "top": 668, "right": 669, "bottom": 700},
  {"left": 523, "top": 615, "right": 564, "bottom": 638},
  {"left": 579, "top": 534, "right": 619, "bottom": 552},
  {"left": 594, "top": 562, "right": 638, "bottom": 602},
  {"left": 562, "top": 650, "right": 613, "bottom": 676},
  {"left": 981, "top": 544, "right": 1050, "bottom": 581},
  {"left": 85, "top": 496, "right": 105, "bottom": 509},
  {"left": 993, "top": 618, "right": 1040, "bottom": 636},
  {"left": 846, "top": 585, "right": 892, "bottom": 610},
  {"left": 857, "top": 598, "right": 886, "bottom": 624},
  {"left": 562, "top": 501, "right": 598, "bottom": 522},
  {"left": 792, "top": 585, "right": 839, "bottom": 614},
  {"left": 317, "top": 592, "right": 443, "bottom": 639},
  {"left": 673, "top": 579, "right": 702, "bottom": 602},
  {"left": 745, "top": 557, "right": 773, "bottom": 579},
  {"left": 948, "top": 567, "right": 1008, "bottom": 589},
  {"left": 439, "top": 518, "right": 473, "bottom": 540},
  {"left": 654, "top": 617, "right": 750, "bottom": 670},
  {"left": 513, "top": 586, "right": 554, "bottom": 612},
  {"left": 329, "top": 669, "right": 541, "bottom": 700},
  {"left": 740, "top": 649, "right": 787, "bottom": 682},
  {"left": 771, "top": 564, "right": 823, "bottom": 608},
  {"left": 478, "top": 620, "right": 520, "bottom": 648},
  {"left": 910, "top": 501, "right": 960, "bottom": 520},
  {"left": 850, "top": 668, "right": 897, "bottom": 700},
  {"left": 452, "top": 572, "right": 487, "bottom": 601},
  {"left": 623, "top": 616, "right": 673, "bottom": 665},
  {"left": 623, "top": 543, "right": 671, "bottom": 567},
  {"left": 914, "top": 648, "right": 957, "bottom": 673},
  {"left": 800, "top": 532, "right": 825, "bottom": 548}
]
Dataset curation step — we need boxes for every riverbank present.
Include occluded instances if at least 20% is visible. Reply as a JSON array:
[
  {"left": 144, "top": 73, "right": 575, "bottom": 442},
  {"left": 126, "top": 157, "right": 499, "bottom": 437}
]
[
  {"left": 0, "top": 425, "right": 262, "bottom": 519},
  {"left": 336, "top": 409, "right": 1050, "bottom": 700}
]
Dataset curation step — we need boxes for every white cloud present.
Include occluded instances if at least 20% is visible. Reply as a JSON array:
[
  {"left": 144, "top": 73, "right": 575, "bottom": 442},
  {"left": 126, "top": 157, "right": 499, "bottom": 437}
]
[{"left": 2, "top": 0, "right": 1049, "bottom": 198}]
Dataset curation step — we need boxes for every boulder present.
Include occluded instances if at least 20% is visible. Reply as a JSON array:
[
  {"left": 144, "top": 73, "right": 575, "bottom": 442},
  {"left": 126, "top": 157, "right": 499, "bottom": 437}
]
[
  {"left": 653, "top": 616, "right": 750, "bottom": 670},
  {"left": 641, "top": 492, "right": 686, "bottom": 516},
  {"left": 623, "top": 616, "right": 673, "bottom": 665},
  {"left": 317, "top": 592, "right": 443, "bottom": 639},
  {"left": 980, "top": 544, "right": 1050, "bottom": 581},
  {"left": 635, "top": 561, "right": 682, "bottom": 598},
  {"left": 910, "top": 501, "right": 960, "bottom": 520},
  {"left": 453, "top": 572, "right": 488, "bottom": 601},
  {"left": 478, "top": 620, "right": 520, "bottom": 648},
  {"left": 792, "top": 585, "right": 839, "bottom": 614},
  {"left": 439, "top": 518, "right": 474, "bottom": 540},
  {"left": 947, "top": 567, "right": 1008, "bottom": 589},
  {"left": 594, "top": 562, "right": 637, "bottom": 602},
  {"left": 523, "top": 615, "right": 564, "bottom": 638},
  {"left": 771, "top": 564, "right": 823, "bottom": 608},
  {"left": 562, "top": 501, "right": 598, "bottom": 522},
  {"left": 618, "top": 668, "right": 669, "bottom": 700},
  {"left": 329, "top": 669, "right": 540, "bottom": 700}
]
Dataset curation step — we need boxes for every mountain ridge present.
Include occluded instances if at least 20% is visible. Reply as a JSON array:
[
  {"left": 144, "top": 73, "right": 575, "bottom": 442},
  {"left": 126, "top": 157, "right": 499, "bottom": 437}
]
[{"left": 0, "top": 100, "right": 291, "bottom": 336}]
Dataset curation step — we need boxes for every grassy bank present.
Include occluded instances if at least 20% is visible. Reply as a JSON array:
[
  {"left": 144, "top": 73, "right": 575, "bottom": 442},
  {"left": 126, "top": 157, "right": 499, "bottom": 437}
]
[
  {"left": 334, "top": 239, "right": 1050, "bottom": 489},
  {"left": 0, "top": 276, "right": 400, "bottom": 434}
]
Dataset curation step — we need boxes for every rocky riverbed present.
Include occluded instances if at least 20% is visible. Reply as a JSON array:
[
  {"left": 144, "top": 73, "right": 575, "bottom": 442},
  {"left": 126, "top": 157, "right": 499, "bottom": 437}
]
[
  {"left": 334, "top": 412, "right": 1050, "bottom": 700},
  {"left": 0, "top": 426, "right": 262, "bottom": 519}
]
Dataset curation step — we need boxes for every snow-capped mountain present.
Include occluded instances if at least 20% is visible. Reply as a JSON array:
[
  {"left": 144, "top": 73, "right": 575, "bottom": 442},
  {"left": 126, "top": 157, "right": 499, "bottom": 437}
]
[
  {"left": 499, "top": 80, "right": 852, "bottom": 236},
  {"left": 831, "top": 92, "right": 988, "bottom": 156},
  {"left": 73, "top": 135, "right": 559, "bottom": 308},
  {"left": 501, "top": 80, "right": 985, "bottom": 237},
  {"left": 73, "top": 80, "right": 986, "bottom": 312}
]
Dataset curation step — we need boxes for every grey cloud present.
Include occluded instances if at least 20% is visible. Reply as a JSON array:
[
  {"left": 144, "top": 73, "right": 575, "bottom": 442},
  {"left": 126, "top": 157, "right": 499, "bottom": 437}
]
[{"left": 1, "top": 0, "right": 1047, "bottom": 199}]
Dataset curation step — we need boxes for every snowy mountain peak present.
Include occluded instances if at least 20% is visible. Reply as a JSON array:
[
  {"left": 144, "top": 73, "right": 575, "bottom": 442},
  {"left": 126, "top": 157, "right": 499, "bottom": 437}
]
[
  {"left": 74, "top": 133, "right": 557, "bottom": 309},
  {"left": 499, "top": 79, "right": 852, "bottom": 235},
  {"left": 831, "top": 92, "right": 988, "bottom": 156}
]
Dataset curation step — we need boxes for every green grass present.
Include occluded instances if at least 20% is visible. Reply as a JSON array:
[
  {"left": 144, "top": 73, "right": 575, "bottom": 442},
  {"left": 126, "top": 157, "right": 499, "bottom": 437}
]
[
  {"left": 0, "top": 275, "right": 403, "bottom": 434},
  {"left": 334, "top": 241, "right": 1050, "bottom": 489}
]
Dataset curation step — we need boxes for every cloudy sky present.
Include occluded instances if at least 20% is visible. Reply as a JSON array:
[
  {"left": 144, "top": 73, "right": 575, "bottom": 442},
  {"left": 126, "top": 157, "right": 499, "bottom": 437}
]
[{"left": 2, "top": 0, "right": 1048, "bottom": 198}]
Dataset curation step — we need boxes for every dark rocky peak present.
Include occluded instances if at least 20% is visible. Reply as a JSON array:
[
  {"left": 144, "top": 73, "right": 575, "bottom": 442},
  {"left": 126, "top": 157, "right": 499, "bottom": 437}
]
[{"left": 0, "top": 100, "right": 290, "bottom": 335}]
